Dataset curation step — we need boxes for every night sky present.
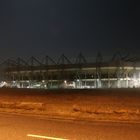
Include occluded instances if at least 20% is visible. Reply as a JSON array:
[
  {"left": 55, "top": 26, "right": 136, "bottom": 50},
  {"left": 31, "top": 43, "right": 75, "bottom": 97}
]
[{"left": 0, "top": 0, "right": 140, "bottom": 61}]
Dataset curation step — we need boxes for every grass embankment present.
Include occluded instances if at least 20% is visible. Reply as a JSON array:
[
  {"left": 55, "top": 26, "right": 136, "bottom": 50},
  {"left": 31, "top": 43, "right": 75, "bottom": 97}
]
[{"left": 0, "top": 88, "right": 140, "bottom": 122}]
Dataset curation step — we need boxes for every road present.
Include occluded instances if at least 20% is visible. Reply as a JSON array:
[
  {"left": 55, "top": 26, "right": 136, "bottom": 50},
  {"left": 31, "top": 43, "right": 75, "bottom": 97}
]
[{"left": 0, "top": 113, "right": 140, "bottom": 140}]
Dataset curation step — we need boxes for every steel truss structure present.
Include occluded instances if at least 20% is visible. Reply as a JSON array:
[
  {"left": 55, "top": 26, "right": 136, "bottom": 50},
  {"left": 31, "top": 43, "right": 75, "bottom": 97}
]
[{"left": 0, "top": 52, "right": 140, "bottom": 89}]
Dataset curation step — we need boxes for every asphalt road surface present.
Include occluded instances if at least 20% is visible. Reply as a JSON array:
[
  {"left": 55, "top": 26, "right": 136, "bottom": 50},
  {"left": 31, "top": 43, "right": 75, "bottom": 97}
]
[{"left": 0, "top": 113, "right": 140, "bottom": 140}]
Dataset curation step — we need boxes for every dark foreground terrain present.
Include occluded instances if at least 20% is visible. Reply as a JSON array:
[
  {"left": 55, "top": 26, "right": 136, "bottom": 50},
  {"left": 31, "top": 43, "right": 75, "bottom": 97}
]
[{"left": 0, "top": 88, "right": 140, "bottom": 122}]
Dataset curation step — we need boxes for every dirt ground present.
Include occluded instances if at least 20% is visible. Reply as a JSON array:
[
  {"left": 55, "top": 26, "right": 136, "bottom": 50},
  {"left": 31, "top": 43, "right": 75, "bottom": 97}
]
[{"left": 0, "top": 88, "right": 140, "bottom": 122}]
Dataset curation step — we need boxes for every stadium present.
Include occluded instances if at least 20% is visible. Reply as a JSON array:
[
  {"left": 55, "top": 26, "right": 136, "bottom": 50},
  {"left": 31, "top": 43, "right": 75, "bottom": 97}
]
[{"left": 0, "top": 52, "right": 140, "bottom": 89}]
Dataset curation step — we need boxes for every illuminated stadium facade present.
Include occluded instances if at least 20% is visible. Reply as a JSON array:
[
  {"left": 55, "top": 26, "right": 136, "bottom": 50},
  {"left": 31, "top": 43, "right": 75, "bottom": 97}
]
[{"left": 0, "top": 52, "right": 140, "bottom": 89}]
